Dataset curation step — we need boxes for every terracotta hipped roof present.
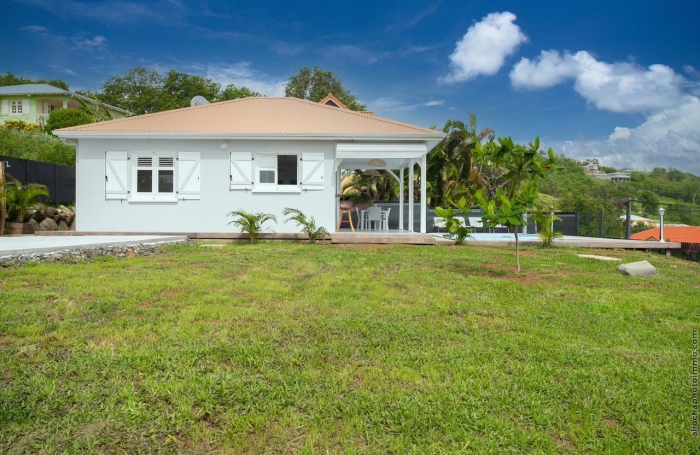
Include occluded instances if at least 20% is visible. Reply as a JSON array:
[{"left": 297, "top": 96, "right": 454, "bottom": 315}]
[
  {"left": 56, "top": 97, "right": 430, "bottom": 135},
  {"left": 630, "top": 226, "right": 700, "bottom": 243}
]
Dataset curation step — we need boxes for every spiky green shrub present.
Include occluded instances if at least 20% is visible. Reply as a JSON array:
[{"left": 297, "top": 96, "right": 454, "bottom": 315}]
[
  {"left": 227, "top": 209, "right": 276, "bottom": 244},
  {"left": 283, "top": 207, "right": 329, "bottom": 244}
]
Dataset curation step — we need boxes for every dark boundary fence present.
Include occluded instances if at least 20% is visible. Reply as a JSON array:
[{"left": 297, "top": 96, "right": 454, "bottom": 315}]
[{"left": 0, "top": 155, "right": 75, "bottom": 205}]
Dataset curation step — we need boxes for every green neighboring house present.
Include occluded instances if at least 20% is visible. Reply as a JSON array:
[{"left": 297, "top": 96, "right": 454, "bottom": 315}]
[{"left": 0, "top": 84, "right": 131, "bottom": 127}]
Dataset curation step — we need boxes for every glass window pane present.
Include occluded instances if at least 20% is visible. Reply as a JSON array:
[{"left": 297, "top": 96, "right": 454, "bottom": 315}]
[
  {"left": 277, "top": 155, "right": 297, "bottom": 185},
  {"left": 137, "top": 170, "right": 152, "bottom": 193},
  {"left": 158, "top": 170, "right": 174, "bottom": 193},
  {"left": 260, "top": 170, "right": 275, "bottom": 184}
]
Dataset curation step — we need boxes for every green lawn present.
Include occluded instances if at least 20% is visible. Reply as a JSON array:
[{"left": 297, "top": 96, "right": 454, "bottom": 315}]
[{"left": 1, "top": 243, "right": 698, "bottom": 454}]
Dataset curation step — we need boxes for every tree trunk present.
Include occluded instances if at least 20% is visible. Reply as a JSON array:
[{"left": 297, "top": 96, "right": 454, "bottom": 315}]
[
  {"left": 514, "top": 228, "right": 520, "bottom": 274},
  {"left": 0, "top": 161, "right": 6, "bottom": 236}
]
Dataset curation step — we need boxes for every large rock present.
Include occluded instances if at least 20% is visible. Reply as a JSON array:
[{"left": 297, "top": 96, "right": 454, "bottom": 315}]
[
  {"left": 28, "top": 218, "right": 40, "bottom": 232},
  {"left": 617, "top": 260, "right": 656, "bottom": 278},
  {"left": 57, "top": 220, "right": 69, "bottom": 231},
  {"left": 46, "top": 206, "right": 59, "bottom": 217},
  {"left": 39, "top": 217, "right": 58, "bottom": 231}
]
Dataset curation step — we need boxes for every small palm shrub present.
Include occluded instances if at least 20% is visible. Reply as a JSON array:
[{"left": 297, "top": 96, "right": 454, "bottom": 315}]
[
  {"left": 532, "top": 210, "right": 563, "bottom": 247},
  {"left": 283, "top": 207, "right": 329, "bottom": 244},
  {"left": 227, "top": 209, "right": 276, "bottom": 244},
  {"left": 5, "top": 176, "right": 50, "bottom": 222}
]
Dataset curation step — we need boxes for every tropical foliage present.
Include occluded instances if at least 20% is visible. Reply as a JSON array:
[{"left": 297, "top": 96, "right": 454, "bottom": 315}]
[
  {"left": 434, "top": 197, "right": 473, "bottom": 245},
  {"left": 0, "top": 128, "right": 75, "bottom": 166},
  {"left": 283, "top": 207, "right": 329, "bottom": 244},
  {"left": 285, "top": 66, "right": 366, "bottom": 111},
  {"left": 4, "top": 176, "right": 50, "bottom": 222},
  {"left": 44, "top": 109, "right": 94, "bottom": 134},
  {"left": 474, "top": 137, "right": 557, "bottom": 273},
  {"left": 227, "top": 209, "right": 277, "bottom": 244}
]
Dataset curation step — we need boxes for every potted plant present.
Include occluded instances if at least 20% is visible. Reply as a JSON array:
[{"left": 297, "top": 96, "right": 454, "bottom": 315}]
[{"left": 4, "top": 177, "right": 49, "bottom": 234}]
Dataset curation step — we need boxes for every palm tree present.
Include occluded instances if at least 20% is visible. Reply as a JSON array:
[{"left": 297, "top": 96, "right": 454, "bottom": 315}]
[
  {"left": 5, "top": 177, "right": 50, "bottom": 222},
  {"left": 227, "top": 209, "right": 276, "bottom": 244},
  {"left": 283, "top": 207, "right": 329, "bottom": 244},
  {"left": 437, "top": 114, "right": 495, "bottom": 204}
]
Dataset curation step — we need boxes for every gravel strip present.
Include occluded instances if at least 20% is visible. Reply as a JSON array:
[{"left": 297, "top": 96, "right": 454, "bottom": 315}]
[{"left": 0, "top": 242, "right": 183, "bottom": 267}]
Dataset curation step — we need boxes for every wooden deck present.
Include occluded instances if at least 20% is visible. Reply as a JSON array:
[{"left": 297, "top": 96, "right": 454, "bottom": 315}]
[{"left": 36, "top": 230, "right": 681, "bottom": 249}]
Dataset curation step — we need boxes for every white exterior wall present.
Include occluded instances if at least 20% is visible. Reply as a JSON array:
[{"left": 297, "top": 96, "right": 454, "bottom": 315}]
[{"left": 76, "top": 139, "right": 337, "bottom": 233}]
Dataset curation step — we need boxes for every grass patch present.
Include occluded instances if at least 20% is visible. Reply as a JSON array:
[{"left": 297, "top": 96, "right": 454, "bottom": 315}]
[{"left": 1, "top": 243, "right": 698, "bottom": 453}]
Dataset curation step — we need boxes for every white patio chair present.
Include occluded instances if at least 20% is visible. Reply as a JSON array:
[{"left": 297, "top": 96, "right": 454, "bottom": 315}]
[
  {"left": 355, "top": 207, "right": 367, "bottom": 230},
  {"left": 468, "top": 217, "right": 485, "bottom": 232},
  {"left": 367, "top": 206, "right": 382, "bottom": 230},
  {"left": 381, "top": 207, "right": 391, "bottom": 230},
  {"left": 433, "top": 217, "right": 447, "bottom": 232}
]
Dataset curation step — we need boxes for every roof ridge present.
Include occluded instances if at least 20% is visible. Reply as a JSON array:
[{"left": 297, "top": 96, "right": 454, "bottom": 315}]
[{"left": 286, "top": 97, "right": 437, "bottom": 133}]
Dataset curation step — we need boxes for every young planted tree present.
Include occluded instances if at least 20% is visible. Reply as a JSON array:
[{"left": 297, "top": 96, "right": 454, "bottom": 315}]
[
  {"left": 283, "top": 207, "right": 329, "bottom": 244},
  {"left": 473, "top": 137, "right": 556, "bottom": 273},
  {"left": 227, "top": 210, "right": 277, "bottom": 244}
]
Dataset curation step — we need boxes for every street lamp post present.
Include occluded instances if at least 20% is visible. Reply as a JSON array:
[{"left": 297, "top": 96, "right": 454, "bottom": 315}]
[{"left": 658, "top": 207, "right": 665, "bottom": 242}]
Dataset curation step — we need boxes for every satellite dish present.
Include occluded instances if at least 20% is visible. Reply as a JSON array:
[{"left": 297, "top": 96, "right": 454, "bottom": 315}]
[{"left": 190, "top": 96, "right": 210, "bottom": 107}]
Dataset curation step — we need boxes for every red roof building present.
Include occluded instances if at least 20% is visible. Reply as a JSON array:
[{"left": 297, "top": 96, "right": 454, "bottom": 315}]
[{"left": 630, "top": 226, "right": 700, "bottom": 243}]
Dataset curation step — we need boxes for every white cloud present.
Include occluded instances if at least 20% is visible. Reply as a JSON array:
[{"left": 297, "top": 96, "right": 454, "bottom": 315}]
[
  {"left": 272, "top": 42, "right": 304, "bottom": 56},
  {"left": 21, "top": 25, "right": 49, "bottom": 33},
  {"left": 510, "top": 50, "right": 686, "bottom": 113},
  {"left": 368, "top": 97, "right": 445, "bottom": 113},
  {"left": 73, "top": 35, "right": 107, "bottom": 50},
  {"left": 440, "top": 11, "right": 527, "bottom": 84},
  {"left": 49, "top": 65, "right": 77, "bottom": 76},
  {"left": 550, "top": 96, "right": 700, "bottom": 173},
  {"left": 322, "top": 45, "right": 391, "bottom": 64},
  {"left": 204, "top": 62, "right": 286, "bottom": 97}
]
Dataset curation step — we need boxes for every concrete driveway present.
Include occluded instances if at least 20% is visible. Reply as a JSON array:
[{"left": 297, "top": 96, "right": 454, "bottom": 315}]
[{"left": 0, "top": 235, "right": 188, "bottom": 257}]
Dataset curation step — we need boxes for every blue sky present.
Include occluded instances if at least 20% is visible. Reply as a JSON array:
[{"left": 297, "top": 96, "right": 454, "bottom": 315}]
[{"left": 4, "top": 0, "right": 700, "bottom": 173}]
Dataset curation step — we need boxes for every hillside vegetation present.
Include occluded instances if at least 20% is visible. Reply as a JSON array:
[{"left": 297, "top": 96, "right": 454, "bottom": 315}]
[{"left": 539, "top": 156, "right": 700, "bottom": 224}]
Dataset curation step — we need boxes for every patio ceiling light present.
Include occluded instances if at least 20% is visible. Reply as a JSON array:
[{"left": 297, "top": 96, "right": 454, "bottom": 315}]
[{"left": 367, "top": 159, "right": 386, "bottom": 167}]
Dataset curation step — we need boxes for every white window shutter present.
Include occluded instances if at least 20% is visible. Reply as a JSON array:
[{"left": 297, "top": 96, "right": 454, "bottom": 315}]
[
  {"left": 105, "top": 151, "right": 128, "bottom": 199},
  {"left": 230, "top": 152, "right": 253, "bottom": 189},
  {"left": 177, "top": 152, "right": 200, "bottom": 199},
  {"left": 22, "top": 99, "right": 29, "bottom": 113},
  {"left": 1, "top": 100, "right": 7, "bottom": 115},
  {"left": 301, "top": 152, "right": 324, "bottom": 189}
]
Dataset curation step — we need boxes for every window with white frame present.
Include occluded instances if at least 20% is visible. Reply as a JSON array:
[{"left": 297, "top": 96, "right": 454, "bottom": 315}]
[
  {"left": 11, "top": 101, "right": 23, "bottom": 114},
  {"left": 256, "top": 153, "right": 298, "bottom": 186},
  {"left": 230, "top": 151, "right": 323, "bottom": 191},
  {"left": 105, "top": 151, "right": 200, "bottom": 201},
  {"left": 136, "top": 153, "right": 174, "bottom": 192}
]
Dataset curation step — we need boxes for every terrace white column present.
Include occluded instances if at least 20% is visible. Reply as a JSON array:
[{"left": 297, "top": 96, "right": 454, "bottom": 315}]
[
  {"left": 408, "top": 159, "right": 414, "bottom": 232},
  {"left": 399, "top": 167, "right": 404, "bottom": 230},
  {"left": 420, "top": 154, "right": 426, "bottom": 234}
]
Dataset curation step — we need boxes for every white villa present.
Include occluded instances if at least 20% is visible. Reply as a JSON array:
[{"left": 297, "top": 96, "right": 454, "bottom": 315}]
[{"left": 54, "top": 97, "right": 445, "bottom": 234}]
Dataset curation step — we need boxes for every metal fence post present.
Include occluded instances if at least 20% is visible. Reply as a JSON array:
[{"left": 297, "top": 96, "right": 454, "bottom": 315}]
[{"left": 626, "top": 199, "right": 632, "bottom": 239}]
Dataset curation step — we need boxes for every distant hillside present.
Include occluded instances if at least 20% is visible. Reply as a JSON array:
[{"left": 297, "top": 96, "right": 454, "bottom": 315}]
[{"left": 540, "top": 156, "right": 700, "bottom": 225}]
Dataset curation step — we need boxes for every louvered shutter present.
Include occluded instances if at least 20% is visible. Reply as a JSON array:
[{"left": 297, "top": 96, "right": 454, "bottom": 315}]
[
  {"left": 22, "top": 99, "right": 29, "bottom": 114},
  {"left": 230, "top": 152, "right": 253, "bottom": 189},
  {"left": 105, "top": 151, "right": 128, "bottom": 199},
  {"left": 256, "top": 154, "right": 277, "bottom": 184},
  {"left": 178, "top": 152, "right": 200, "bottom": 199},
  {"left": 1, "top": 100, "right": 7, "bottom": 115},
  {"left": 301, "top": 152, "right": 324, "bottom": 189}
]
